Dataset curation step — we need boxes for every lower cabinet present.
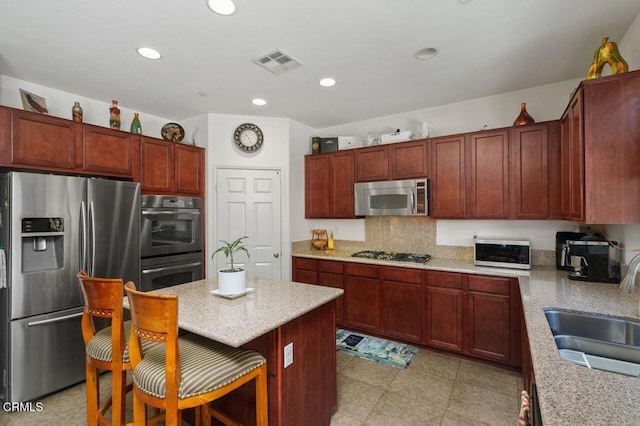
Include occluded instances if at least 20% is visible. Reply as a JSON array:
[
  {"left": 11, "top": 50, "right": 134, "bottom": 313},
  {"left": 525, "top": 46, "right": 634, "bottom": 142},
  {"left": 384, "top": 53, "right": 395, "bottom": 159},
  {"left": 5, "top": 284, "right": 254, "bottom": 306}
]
[
  {"left": 423, "top": 271, "right": 464, "bottom": 352},
  {"left": 317, "top": 260, "right": 344, "bottom": 326},
  {"left": 467, "top": 275, "right": 511, "bottom": 362},
  {"left": 344, "top": 263, "right": 381, "bottom": 333},
  {"left": 425, "top": 271, "right": 519, "bottom": 365},
  {"left": 291, "top": 256, "right": 522, "bottom": 367},
  {"left": 292, "top": 257, "right": 344, "bottom": 326},
  {"left": 382, "top": 267, "right": 422, "bottom": 343}
]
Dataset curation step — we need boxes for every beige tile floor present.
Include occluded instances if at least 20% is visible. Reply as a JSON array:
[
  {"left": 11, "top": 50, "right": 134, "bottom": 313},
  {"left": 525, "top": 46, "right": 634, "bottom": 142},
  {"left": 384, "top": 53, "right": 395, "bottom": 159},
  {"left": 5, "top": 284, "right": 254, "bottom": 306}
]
[{"left": 0, "top": 349, "right": 522, "bottom": 426}]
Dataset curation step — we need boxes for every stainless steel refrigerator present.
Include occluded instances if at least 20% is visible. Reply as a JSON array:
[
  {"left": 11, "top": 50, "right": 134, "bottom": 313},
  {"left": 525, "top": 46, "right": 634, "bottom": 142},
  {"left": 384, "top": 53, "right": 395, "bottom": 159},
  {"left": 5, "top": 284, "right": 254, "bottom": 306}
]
[{"left": 0, "top": 171, "right": 140, "bottom": 402}]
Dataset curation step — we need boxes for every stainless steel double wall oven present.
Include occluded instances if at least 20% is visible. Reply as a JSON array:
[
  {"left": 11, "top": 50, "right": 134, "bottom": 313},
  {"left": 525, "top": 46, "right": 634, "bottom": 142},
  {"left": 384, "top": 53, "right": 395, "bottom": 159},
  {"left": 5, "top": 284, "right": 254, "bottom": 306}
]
[{"left": 140, "top": 195, "right": 203, "bottom": 291}]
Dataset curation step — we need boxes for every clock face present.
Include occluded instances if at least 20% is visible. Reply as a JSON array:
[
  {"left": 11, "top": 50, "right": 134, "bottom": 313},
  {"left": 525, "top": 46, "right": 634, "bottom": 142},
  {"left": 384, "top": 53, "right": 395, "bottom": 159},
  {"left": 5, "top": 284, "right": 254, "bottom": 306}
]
[{"left": 234, "top": 123, "right": 263, "bottom": 152}]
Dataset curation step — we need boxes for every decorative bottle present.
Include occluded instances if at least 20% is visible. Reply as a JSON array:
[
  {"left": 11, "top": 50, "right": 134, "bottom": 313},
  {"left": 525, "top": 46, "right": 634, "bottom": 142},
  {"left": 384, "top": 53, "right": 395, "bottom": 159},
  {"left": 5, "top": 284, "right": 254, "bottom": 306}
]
[
  {"left": 513, "top": 102, "right": 535, "bottom": 126},
  {"left": 71, "top": 102, "right": 83, "bottom": 123},
  {"left": 109, "top": 100, "right": 121, "bottom": 129},
  {"left": 130, "top": 113, "right": 142, "bottom": 134}
]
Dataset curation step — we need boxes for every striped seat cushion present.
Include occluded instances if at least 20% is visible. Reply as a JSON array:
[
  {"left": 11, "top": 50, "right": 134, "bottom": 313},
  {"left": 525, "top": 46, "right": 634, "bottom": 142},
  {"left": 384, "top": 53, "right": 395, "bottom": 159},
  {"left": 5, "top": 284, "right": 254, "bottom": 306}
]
[
  {"left": 86, "top": 321, "right": 155, "bottom": 363},
  {"left": 132, "top": 333, "right": 266, "bottom": 400}
]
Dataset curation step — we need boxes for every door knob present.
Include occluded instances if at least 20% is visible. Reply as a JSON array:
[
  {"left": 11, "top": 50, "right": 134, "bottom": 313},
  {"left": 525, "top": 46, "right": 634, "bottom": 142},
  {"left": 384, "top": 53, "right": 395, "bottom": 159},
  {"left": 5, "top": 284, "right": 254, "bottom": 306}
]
[{"left": 273, "top": 252, "right": 280, "bottom": 258}]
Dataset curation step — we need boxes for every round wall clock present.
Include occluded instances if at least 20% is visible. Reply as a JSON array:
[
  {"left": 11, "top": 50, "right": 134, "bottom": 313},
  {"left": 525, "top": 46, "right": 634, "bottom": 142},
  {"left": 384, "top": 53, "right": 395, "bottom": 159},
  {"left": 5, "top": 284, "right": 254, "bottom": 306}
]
[{"left": 234, "top": 123, "right": 264, "bottom": 152}]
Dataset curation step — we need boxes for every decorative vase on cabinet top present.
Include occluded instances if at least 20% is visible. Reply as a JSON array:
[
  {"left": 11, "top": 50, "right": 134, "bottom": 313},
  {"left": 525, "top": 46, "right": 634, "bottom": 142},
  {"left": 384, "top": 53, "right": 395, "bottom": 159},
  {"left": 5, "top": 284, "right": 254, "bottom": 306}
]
[
  {"left": 130, "top": 113, "right": 142, "bottom": 134},
  {"left": 109, "top": 100, "right": 121, "bottom": 130},
  {"left": 513, "top": 102, "right": 535, "bottom": 126}
]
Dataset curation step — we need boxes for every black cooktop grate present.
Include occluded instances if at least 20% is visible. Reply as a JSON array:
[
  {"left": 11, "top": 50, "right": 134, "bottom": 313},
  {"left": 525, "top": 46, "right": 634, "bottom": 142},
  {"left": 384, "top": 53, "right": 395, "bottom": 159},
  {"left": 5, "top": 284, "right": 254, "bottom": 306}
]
[{"left": 351, "top": 250, "right": 432, "bottom": 264}]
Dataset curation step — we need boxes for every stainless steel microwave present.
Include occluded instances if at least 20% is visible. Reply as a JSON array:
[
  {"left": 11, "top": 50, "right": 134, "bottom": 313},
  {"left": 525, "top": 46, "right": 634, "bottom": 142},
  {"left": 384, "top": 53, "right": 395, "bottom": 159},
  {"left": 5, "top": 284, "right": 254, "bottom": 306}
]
[
  {"left": 354, "top": 179, "right": 429, "bottom": 216},
  {"left": 474, "top": 238, "right": 531, "bottom": 270}
]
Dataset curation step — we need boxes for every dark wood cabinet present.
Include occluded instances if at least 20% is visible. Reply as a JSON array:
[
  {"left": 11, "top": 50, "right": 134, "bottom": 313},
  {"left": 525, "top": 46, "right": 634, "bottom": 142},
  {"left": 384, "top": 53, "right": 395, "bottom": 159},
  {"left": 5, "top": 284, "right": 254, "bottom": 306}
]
[
  {"left": 430, "top": 135, "right": 466, "bottom": 218},
  {"left": 292, "top": 257, "right": 344, "bottom": 325},
  {"left": 140, "top": 137, "right": 205, "bottom": 197},
  {"left": 466, "top": 275, "right": 511, "bottom": 363},
  {"left": 9, "top": 110, "right": 79, "bottom": 170},
  {"left": 561, "top": 71, "right": 640, "bottom": 223},
  {"left": 560, "top": 90, "right": 585, "bottom": 221},
  {"left": 389, "top": 139, "right": 429, "bottom": 179},
  {"left": 174, "top": 143, "right": 205, "bottom": 196},
  {"left": 140, "top": 136, "right": 175, "bottom": 193},
  {"left": 304, "top": 151, "right": 355, "bottom": 219},
  {"left": 292, "top": 256, "right": 522, "bottom": 367},
  {"left": 354, "top": 145, "right": 388, "bottom": 182},
  {"left": 381, "top": 267, "right": 422, "bottom": 343},
  {"left": 581, "top": 72, "right": 640, "bottom": 223},
  {"left": 467, "top": 129, "right": 510, "bottom": 218},
  {"left": 344, "top": 263, "right": 381, "bottom": 333},
  {"left": 510, "top": 122, "right": 561, "bottom": 219},
  {"left": 329, "top": 151, "right": 355, "bottom": 218},
  {"left": 317, "top": 260, "right": 344, "bottom": 326},
  {"left": 81, "top": 125, "right": 135, "bottom": 176},
  {"left": 423, "top": 271, "right": 464, "bottom": 352},
  {"left": 292, "top": 257, "right": 317, "bottom": 284},
  {"left": 0, "top": 106, "right": 204, "bottom": 196}
]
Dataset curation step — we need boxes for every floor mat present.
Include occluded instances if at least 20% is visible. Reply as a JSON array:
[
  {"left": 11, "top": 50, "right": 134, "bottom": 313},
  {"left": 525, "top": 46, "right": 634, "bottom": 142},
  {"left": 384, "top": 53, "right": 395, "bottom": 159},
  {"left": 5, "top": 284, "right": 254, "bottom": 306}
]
[{"left": 336, "top": 329, "right": 418, "bottom": 369}]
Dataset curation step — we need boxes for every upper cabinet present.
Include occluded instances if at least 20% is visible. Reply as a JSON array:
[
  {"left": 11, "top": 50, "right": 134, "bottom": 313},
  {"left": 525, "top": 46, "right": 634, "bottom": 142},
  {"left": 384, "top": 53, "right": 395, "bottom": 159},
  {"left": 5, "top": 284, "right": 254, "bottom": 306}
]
[
  {"left": 140, "top": 136, "right": 205, "bottom": 197},
  {"left": 0, "top": 106, "right": 205, "bottom": 198},
  {"left": 430, "top": 123, "right": 560, "bottom": 220},
  {"left": 81, "top": 124, "right": 136, "bottom": 176},
  {"left": 305, "top": 151, "right": 355, "bottom": 219},
  {"left": 354, "top": 145, "right": 389, "bottom": 182},
  {"left": 389, "top": 139, "right": 429, "bottom": 180},
  {"left": 510, "top": 122, "right": 560, "bottom": 220},
  {"left": 560, "top": 92, "right": 585, "bottom": 221},
  {"left": 561, "top": 71, "right": 640, "bottom": 224},
  {"left": 466, "top": 129, "right": 510, "bottom": 219},
  {"left": 430, "top": 135, "right": 466, "bottom": 218},
  {"left": 6, "top": 110, "right": 80, "bottom": 171}
]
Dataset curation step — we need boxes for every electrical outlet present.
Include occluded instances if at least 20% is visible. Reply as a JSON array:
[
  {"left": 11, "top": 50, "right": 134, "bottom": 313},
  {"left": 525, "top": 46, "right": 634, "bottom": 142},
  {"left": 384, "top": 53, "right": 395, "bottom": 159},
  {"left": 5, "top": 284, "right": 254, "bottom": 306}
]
[{"left": 284, "top": 342, "right": 293, "bottom": 368}]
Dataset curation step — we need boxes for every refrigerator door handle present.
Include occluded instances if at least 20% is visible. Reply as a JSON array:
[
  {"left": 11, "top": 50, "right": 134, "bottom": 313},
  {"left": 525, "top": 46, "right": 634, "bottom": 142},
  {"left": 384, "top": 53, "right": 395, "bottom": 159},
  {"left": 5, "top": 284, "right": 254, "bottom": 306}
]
[
  {"left": 80, "top": 201, "right": 87, "bottom": 273},
  {"left": 89, "top": 201, "right": 96, "bottom": 276},
  {"left": 26, "top": 311, "right": 83, "bottom": 327}
]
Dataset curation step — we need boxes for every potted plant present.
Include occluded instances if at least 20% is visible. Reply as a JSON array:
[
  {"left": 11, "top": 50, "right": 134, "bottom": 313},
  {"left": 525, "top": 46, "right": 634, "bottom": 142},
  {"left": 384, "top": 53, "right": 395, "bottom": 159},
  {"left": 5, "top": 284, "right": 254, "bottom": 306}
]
[{"left": 212, "top": 236, "right": 250, "bottom": 294}]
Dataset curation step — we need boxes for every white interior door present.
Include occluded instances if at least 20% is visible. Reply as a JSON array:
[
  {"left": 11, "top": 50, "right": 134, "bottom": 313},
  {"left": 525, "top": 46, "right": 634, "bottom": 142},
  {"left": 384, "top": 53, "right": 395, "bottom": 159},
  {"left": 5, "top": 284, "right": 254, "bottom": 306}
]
[{"left": 216, "top": 168, "right": 282, "bottom": 280}]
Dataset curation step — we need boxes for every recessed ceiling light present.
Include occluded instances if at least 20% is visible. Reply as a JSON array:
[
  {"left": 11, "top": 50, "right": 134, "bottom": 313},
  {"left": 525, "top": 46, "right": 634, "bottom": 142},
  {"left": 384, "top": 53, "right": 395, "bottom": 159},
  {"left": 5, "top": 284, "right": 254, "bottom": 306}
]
[
  {"left": 206, "top": 0, "right": 236, "bottom": 15},
  {"left": 414, "top": 47, "right": 439, "bottom": 60},
  {"left": 136, "top": 47, "right": 162, "bottom": 60},
  {"left": 252, "top": 98, "right": 267, "bottom": 106},
  {"left": 319, "top": 78, "right": 336, "bottom": 87}
]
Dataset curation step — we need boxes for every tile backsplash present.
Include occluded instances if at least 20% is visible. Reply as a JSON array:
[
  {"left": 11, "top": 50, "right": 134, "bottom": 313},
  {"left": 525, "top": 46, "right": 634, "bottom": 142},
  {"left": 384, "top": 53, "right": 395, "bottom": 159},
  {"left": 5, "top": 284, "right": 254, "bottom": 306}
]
[{"left": 294, "top": 216, "right": 555, "bottom": 266}]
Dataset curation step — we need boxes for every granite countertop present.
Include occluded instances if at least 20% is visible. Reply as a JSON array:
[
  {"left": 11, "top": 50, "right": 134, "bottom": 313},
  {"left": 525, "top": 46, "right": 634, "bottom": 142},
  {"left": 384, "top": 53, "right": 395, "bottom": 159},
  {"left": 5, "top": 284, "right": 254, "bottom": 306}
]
[
  {"left": 124, "top": 278, "right": 343, "bottom": 348},
  {"left": 293, "top": 250, "right": 640, "bottom": 425}
]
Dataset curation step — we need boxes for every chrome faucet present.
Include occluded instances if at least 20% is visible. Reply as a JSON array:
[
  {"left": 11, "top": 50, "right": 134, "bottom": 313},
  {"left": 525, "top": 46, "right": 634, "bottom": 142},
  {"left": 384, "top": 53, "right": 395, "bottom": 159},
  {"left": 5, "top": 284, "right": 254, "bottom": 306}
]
[{"left": 619, "top": 254, "right": 640, "bottom": 293}]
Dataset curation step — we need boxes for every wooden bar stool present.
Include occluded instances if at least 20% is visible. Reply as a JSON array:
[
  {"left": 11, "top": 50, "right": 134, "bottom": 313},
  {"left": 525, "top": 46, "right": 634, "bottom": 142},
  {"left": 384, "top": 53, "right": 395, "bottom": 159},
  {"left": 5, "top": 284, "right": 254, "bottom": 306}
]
[
  {"left": 123, "top": 281, "right": 269, "bottom": 426},
  {"left": 78, "top": 271, "right": 129, "bottom": 426}
]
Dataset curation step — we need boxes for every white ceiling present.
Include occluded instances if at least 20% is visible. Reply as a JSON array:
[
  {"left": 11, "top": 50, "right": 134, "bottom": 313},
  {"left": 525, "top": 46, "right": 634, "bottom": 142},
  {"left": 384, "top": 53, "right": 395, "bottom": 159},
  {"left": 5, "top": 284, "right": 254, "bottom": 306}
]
[{"left": 1, "top": 0, "right": 639, "bottom": 129}]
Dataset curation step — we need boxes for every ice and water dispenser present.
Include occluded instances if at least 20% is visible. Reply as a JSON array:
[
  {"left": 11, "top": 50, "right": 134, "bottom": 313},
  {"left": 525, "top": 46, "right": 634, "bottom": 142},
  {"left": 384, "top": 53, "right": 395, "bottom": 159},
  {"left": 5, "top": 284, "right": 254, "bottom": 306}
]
[{"left": 21, "top": 217, "right": 64, "bottom": 272}]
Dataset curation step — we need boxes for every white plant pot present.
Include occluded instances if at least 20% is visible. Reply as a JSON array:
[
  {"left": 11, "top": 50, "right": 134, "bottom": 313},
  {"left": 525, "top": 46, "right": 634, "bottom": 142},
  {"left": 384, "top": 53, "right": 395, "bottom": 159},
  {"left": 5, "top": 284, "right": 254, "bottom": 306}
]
[{"left": 217, "top": 268, "right": 247, "bottom": 295}]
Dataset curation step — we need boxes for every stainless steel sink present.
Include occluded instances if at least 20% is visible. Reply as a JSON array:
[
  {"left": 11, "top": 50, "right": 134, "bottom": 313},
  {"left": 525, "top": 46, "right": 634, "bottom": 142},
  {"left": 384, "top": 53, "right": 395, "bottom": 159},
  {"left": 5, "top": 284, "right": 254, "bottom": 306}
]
[{"left": 544, "top": 308, "right": 640, "bottom": 376}]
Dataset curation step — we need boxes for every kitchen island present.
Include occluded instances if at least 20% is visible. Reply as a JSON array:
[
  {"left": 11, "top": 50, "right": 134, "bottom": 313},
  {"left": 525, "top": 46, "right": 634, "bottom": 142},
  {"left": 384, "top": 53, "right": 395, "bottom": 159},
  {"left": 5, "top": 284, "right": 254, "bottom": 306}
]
[
  {"left": 126, "top": 278, "right": 343, "bottom": 426},
  {"left": 292, "top": 250, "right": 640, "bottom": 425}
]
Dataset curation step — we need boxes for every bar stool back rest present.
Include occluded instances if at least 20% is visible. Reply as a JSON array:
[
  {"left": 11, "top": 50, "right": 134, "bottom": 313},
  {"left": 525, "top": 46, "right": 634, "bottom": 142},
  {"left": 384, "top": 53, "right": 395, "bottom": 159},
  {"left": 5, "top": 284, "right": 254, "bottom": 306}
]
[{"left": 78, "top": 270, "right": 128, "bottom": 426}]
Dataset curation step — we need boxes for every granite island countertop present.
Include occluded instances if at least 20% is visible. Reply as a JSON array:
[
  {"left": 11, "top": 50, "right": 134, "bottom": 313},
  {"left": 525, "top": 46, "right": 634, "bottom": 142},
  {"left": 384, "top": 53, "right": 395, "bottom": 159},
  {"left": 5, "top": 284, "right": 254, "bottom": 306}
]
[
  {"left": 125, "top": 277, "right": 343, "bottom": 348},
  {"left": 293, "top": 250, "right": 640, "bottom": 425}
]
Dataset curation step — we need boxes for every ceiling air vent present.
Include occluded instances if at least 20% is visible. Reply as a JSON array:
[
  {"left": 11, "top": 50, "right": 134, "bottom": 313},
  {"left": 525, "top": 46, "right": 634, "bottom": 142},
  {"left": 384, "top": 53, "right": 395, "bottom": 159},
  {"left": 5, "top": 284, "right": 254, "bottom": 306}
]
[{"left": 252, "top": 49, "right": 302, "bottom": 75}]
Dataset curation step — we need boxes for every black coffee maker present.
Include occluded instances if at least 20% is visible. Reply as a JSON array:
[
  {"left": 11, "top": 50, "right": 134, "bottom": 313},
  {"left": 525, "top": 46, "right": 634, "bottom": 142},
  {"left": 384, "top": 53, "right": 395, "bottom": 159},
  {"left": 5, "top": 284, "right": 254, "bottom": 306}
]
[{"left": 555, "top": 231, "right": 621, "bottom": 283}]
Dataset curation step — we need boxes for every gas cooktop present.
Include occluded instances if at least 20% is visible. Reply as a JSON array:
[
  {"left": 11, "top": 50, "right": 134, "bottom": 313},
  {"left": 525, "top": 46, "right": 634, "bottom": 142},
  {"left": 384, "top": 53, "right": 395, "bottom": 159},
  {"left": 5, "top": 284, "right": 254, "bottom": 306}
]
[{"left": 351, "top": 251, "right": 432, "bottom": 264}]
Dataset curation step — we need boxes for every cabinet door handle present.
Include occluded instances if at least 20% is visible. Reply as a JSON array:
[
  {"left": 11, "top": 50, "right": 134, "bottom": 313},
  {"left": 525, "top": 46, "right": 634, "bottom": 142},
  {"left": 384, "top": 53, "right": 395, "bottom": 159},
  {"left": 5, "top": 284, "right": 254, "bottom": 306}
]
[{"left": 274, "top": 253, "right": 280, "bottom": 258}]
